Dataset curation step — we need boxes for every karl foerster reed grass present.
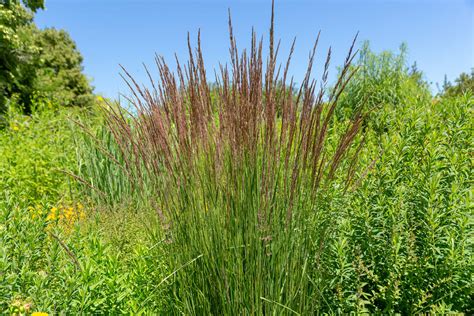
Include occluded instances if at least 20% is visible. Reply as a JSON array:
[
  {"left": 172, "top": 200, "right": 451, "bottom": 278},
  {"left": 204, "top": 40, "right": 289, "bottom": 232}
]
[{"left": 105, "top": 2, "right": 365, "bottom": 313}]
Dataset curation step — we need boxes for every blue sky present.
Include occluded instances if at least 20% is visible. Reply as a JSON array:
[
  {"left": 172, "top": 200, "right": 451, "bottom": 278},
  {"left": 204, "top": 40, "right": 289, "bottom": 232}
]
[{"left": 35, "top": 0, "right": 473, "bottom": 98}]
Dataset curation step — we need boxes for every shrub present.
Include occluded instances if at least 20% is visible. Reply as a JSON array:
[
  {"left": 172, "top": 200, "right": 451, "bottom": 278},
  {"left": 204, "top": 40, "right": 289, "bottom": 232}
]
[
  {"left": 0, "top": 100, "right": 79, "bottom": 206},
  {"left": 336, "top": 42, "right": 431, "bottom": 135},
  {"left": 318, "top": 92, "right": 474, "bottom": 313}
]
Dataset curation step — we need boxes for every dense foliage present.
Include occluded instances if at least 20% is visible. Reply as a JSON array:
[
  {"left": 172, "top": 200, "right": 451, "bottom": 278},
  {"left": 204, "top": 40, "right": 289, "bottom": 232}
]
[
  {"left": 0, "top": 103, "right": 170, "bottom": 314},
  {"left": 442, "top": 69, "right": 474, "bottom": 97},
  {"left": 0, "top": 101, "right": 76, "bottom": 205},
  {"left": 0, "top": 4, "right": 472, "bottom": 314},
  {"left": 0, "top": 2, "right": 35, "bottom": 116},
  {"left": 0, "top": 0, "right": 44, "bottom": 12},
  {"left": 31, "top": 28, "right": 94, "bottom": 108},
  {"left": 337, "top": 42, "right": 431, "bottom": 133},
  {"left": 0, "top": 1, "right": 92, "bottom": 119}
]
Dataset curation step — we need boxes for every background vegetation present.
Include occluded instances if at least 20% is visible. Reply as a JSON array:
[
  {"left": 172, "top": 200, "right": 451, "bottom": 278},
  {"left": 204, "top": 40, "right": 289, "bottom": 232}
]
[
  {"left": 0, "top": 1, "right": 472, "bottom": 314},
  {"left": 0, "top": 0, "right": 93, "bottom": 121},
  {"left": 0, "top": 101, "right": 170, "bottom": 314}
]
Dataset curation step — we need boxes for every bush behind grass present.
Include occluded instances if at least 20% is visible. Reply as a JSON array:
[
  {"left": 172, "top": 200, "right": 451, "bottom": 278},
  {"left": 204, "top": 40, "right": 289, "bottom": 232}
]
[
  {"left": 0, "top": 100, "right": 78, "bottom": 206},
  {"left": 336, "top": 42, "right": 432, "bottom": 139}
]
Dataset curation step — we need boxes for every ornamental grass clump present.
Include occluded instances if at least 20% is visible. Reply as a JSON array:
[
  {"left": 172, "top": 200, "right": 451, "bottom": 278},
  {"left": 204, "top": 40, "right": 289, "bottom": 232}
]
[{"left": 103, "top": 2, "right": 365, "bottom": 313}]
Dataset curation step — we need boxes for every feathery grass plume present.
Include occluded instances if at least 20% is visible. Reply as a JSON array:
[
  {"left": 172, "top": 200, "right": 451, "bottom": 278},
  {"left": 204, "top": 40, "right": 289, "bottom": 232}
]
[{"left": 102, "top": 1, "right": 365, "bottom": 313}]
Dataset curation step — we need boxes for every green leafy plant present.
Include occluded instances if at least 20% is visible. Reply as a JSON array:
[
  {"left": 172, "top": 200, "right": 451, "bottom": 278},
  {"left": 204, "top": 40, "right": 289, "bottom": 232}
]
[{"left": 0, "top": 99, "right": 171, "bottom": 314}]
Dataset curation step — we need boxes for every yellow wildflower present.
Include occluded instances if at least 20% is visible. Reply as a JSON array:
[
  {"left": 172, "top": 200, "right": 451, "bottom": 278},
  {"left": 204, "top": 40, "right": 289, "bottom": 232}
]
[
  {"left": 46, "top": 207, "right": 58, "bottom": 221},
  {"left": 32, "top": 312, "right": 49, "bottom": 316}
]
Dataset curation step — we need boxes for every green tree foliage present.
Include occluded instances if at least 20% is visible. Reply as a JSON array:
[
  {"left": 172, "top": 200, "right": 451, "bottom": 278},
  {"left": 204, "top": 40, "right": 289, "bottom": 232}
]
[
  {"left": 1, "top": 0, "right": 44, "bottom": 12},
  {"left": 0, "top": 0, "right": 92, "bottom": 117},
  {"left": 31, "top": 28, "right": 94, "bottom": 108},
  {"left": 442, "top": 69, "right": 474, "bottom": 97},
  {"left": 0, "top": 2, "right": 36, "bottom": 115}
]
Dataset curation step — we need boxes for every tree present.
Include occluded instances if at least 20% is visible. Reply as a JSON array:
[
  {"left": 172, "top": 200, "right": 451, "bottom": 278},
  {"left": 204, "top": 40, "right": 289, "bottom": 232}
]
[
  {"left": 1, "top": 0, "right": 44, "bottom": 12},
  {"left": 0, "top": 1, "right": 39, "bottom": 114},
  {"left": 442, "top": 69, "right": 474, "bottom": 97},
  {"left": 1, "top": 0, "right": 93, "bottom": 116},
  {"left": 31, "top": 28, "right": 94, "bottom": 109}
]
